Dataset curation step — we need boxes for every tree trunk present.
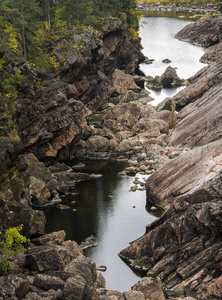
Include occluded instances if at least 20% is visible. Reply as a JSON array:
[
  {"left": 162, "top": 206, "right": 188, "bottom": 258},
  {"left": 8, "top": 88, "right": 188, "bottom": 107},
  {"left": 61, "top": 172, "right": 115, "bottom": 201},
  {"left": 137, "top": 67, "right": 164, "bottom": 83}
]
[{"left": 21, "top": 0, "right": 26, "bottom": 58}]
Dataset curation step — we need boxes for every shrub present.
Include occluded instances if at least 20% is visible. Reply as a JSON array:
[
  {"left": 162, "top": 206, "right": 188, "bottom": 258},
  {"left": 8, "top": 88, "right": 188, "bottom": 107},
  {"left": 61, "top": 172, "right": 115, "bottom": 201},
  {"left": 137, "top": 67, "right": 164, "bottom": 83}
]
[{"left": 0, "top": 225, "right": 29, "bottom": 272}]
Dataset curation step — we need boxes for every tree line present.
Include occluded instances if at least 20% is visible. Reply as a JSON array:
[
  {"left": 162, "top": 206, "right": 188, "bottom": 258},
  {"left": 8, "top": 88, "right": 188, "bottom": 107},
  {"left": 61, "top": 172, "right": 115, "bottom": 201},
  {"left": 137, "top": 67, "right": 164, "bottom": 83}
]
[{"left": 0, "top": 0, "right": 137, "bottom": 62}]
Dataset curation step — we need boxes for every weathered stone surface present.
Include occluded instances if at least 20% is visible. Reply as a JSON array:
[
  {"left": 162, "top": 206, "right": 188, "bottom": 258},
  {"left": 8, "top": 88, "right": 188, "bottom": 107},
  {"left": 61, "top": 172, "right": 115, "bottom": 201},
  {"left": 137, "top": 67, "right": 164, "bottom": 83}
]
[
  {"left": 98, "top": 288, "right": 125, "bottom": 299},
  {"left": 33, "top": 274, "right": 65, "bottom": 291},
  {"left": 200, "top": 41, "right": 222, "bottom": 63},
  {"left": 120, "top": 197, "right": 222, "bottom": 299},
  {"left": 0, "top": 275, "right": 30, "bottom": 300},
  {"left": 175, "top": 15, "right": 222, "bottom": 47},
  {"left": 23, "top": 290, "right": 58, "bottom": 300},
  {"left": 62, "top": 240, "right": 84, "bottom": 258},
  {"left": 171, "top": 82, "right": 222, "bottom": 148},
  {"left": 132, "top": 277, "right": 166, "bottom": 300},
  {"left": 146, "top": 139, "right": 222, "bottom": 208},
  {"left": 85, "top": 135, "right": 110, "bottom": 151},
  {"left": 61, "top": 275, "right": 87, "bottom": 300},
  {"left": 123, "top": 290, "right": 145, "bottom": 300},
  {"left": 112, "top": 69, "right": 141, "bottom": 95},
  {"left": 64, "top": 256, "right": 97, "bottom": 286},
  {"left": 94, "top": 271, "right": 106, "bottom": 289},
  {"left": 26, "top": 245, "right": 75, "bottom": 272},
  {"left": 32, "top": 230, "right": 66, "bottom": 246},
  {"left": 172, "top": 60, "right": 222, "bottom": 110},
  {"left": 161, "top": 66, "right": 181, "bottom": 87}
]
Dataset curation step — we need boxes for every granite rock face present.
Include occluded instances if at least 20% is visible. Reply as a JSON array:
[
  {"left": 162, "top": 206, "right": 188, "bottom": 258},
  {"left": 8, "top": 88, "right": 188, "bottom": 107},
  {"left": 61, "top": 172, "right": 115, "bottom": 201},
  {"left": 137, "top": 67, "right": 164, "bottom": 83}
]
[
  {"left": 175, "top": 15, "right": 222, "bottom": 47},
  {"left": 200, "top": 41, "right": 222, "bottom": 63},
  {"left": 172, "top": 60, "right": 222, "bottom": 111},
  {"left": 171, "top": 81, "right": 222, "bottom": 148},
  {"left": 120, "top": 141, "right": 222, "bottom": 299},
  {"left": 13, "top": 19, "right": 145, "bottom": 162},
  {"left": 119, "top": 15, "right": 222, "bottom": 300}
]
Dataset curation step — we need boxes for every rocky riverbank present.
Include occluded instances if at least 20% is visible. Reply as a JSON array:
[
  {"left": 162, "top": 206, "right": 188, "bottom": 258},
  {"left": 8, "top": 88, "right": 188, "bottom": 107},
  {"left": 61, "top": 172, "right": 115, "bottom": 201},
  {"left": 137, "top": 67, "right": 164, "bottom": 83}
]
[
  {"left": 119, "top": 14, "right": 222, "bottom": 300},
  {"left": 137, "top": 2, "right": 217, "bottom": 16}
]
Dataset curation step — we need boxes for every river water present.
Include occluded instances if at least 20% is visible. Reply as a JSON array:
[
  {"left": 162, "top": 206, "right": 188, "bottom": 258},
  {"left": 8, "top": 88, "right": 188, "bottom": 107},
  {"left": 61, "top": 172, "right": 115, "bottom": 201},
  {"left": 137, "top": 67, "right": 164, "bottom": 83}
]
[
  {"left": 45, "top": 15, "right": 206, "bottom": 292},
  {"left": 139, "top": 16, "right": 206, "bottom": 106}
]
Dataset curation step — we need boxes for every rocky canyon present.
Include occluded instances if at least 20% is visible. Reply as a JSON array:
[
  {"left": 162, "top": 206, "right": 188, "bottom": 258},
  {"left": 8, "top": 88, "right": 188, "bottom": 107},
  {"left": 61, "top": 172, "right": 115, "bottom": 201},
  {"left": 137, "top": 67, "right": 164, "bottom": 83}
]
[{"left": 0, "top": 7, "right": 222, "bottom": 300}]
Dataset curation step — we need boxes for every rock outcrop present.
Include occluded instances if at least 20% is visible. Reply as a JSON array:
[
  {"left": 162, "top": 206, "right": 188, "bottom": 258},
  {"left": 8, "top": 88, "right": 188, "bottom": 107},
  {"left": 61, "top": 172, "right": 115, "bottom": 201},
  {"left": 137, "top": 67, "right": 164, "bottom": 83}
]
[
  {"left": 146, "top": 66, "right": 183, "bottom": 90},
  {"left": 0, "top": 17, "right": 145, "bottom": 234},
  {"left": 175, "top": 15, "right": 222, "bottom": 47},
  {"left": 15, "top": 22, "right": 144, "bottom": 162},
  {"left": 119, "top": 14, "right": 222, "bottom": 300},
  {"left": 0, "top": 231, "right": 106, "bottom": 300},
  {"left": 171, "top": 73, "right": 222, "bottom": 147},
  {"left": 200, "top": 41, "right": 222, "bottom": 63},
  {"left": 120, "top": 140, "right": 222, "bottom": 299},
  {"left": 172, "top": 59, "right": 222, "bottom": 111}
]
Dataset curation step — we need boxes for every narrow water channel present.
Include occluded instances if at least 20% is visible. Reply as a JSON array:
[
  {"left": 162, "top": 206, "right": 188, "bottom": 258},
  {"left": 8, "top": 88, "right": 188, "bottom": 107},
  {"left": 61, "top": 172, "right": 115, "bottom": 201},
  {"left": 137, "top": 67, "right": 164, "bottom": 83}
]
[{"left": 45, "top": 15, "right": 206, "bottom": 292}]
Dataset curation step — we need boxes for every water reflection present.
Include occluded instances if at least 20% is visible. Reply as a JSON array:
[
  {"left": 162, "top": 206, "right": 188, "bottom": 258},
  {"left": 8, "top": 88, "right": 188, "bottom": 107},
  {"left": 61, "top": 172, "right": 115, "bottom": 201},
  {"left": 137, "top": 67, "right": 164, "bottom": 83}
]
[{"left": 45, "top": 161, "right": 156, "bottom": 292}]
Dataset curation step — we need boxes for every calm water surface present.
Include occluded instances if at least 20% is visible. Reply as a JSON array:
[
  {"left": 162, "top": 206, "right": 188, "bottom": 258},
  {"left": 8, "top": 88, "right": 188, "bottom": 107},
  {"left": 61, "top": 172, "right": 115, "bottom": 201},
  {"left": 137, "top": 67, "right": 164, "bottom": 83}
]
[
  {"left": 46, "top": 16, "right": 206, "bottom": 292},
  {"left": 139, "top": 17, "right": 206, "bottom": 106},
  {"left": 46, "top": 161, "right": 156, "bottom": 292}
]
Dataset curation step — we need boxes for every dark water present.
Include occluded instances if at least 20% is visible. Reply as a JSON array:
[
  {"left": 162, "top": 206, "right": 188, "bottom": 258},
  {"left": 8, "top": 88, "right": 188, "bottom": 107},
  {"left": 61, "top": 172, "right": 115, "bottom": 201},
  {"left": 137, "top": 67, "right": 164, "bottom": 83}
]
[
  {"left": 45, "top": 15, "right": 206, "bottom": 292},
  {"left": 45, "top": 160, "right": 156, "bottom": 292}
]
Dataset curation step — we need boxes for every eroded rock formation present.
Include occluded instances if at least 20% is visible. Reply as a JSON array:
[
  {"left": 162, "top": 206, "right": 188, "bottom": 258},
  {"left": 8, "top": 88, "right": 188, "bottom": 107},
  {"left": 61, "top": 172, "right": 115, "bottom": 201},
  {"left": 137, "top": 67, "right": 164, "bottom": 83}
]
[
  {"left": 119, "top": 14, "right": 222, "bottom": 300},
  {"left": 175, "top": 15, "right": 222, "bottom": 47},
  {"left": 0, "top": 231, "right": 106, "bottom": 299}
]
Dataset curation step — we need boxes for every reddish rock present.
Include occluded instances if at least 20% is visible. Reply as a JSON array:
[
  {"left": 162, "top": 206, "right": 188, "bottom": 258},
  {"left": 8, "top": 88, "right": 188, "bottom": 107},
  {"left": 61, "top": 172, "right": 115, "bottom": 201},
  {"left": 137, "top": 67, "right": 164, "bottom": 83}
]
[
  {"left": 145, "top": 139, "right": 222, "bottom": 208},
  {"left": 175, "top": 15, "right": 222, "bottom": 47},
  {"left": 171, "top": 82, "right": 222, "bottom": 148},
  {"left": 112, "top": 69, "right": 141, "bottom": 94},
  {"left": 172, "top": 60, "right": 222, "bottom": 111},
  {"left": 133, "top": 277, "right": 166, "bottom": 300},
  {"left": 200, "top": 42, "right": 222, "bottom": 63}
]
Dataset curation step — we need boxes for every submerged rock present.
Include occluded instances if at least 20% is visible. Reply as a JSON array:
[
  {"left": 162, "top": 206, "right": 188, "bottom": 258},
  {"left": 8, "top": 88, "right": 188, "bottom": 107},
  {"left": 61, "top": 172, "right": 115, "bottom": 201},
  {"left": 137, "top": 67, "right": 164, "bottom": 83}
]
[{"left": 80, "top": 235, "right": 98, "bottom": 250}]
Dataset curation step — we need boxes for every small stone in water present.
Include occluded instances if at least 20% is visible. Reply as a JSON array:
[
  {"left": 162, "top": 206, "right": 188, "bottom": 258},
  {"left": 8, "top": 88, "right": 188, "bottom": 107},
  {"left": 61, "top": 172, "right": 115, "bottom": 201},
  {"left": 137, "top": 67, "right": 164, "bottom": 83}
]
[{"left": 130, "top": 185, "right": 137, "bottom": 192}]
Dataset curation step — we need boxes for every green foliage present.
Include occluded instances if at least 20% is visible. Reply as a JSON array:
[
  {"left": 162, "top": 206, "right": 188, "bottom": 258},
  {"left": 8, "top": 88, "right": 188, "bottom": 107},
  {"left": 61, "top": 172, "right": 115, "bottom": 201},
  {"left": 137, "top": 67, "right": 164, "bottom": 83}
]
[
  {"left": 0, "top": 0, "right": 139, "bottom": 69},
  {"left": 138, "top": 0, "right": 218, "bottom": 4},
  {"left": 0, "top": 65, "right": 23, "bottom": 113},
  {"left": 0, "top": 225, "right": 29, "bottom": 272}
]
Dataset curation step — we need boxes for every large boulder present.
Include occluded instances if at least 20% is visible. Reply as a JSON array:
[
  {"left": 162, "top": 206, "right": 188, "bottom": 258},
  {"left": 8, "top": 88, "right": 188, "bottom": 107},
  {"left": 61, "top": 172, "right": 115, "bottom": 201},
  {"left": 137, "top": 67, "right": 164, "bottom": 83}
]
[
  {"left": 26, "top": 245, "right": 75, "bottom": 272},
  {"left": 112, "top": 69, "right": 141, "bottom": 95},
  {"left": 161, "top": 66, "right": 181, "bottom": 87},
  {"left": 132, "top": 277, "right": 166, "bottom": 300}
]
